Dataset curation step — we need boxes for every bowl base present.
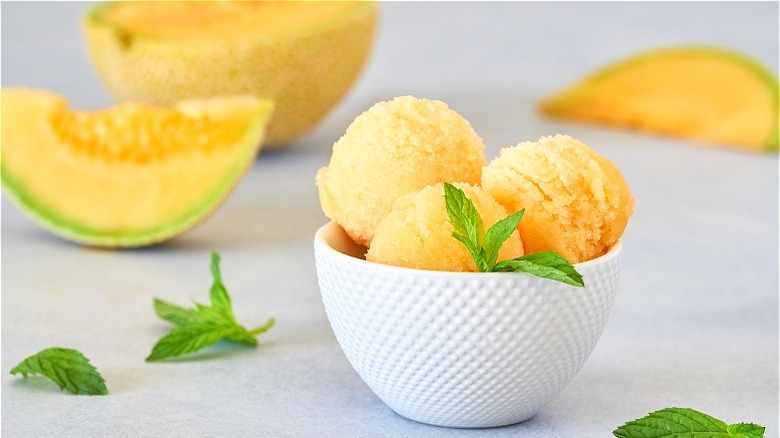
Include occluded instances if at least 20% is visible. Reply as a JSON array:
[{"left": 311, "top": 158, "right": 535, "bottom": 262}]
[{"left": 386, "top": 402, "right": 539, "bottom": 429}]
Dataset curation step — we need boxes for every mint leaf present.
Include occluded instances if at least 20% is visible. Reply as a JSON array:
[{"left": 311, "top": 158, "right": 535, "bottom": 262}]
[
  {"left": 10, "top": 347, "right": 107, "bottom": 395},
  {"left": 148, "top": 251, "right": 275, "bottom": 362},
  {"left": 443, "top": 183, "right": 488, "bottom": 271},
  {"left": 443, "top": 182, "right": 485, "bottom": 243},
  {"left": 146, "top": 323, "right": 242, "bottom": 362},
  {"left": 728, "top": 423, "right": 766, "bottom": 438},
  {"left": 208, "top": 251, "right": 236, "bottom": 324},
  {"left": 154, "top": 298, "right": 206, "bottom": 326},
  {"left": 613, "top": 407, "right": 764, "bottom": 438},
  {"left": 494, "top": 251, "right": 584, "bottom": 287},
  {"left": 194, "top": 301, "right": 234, "bottom": 326},
  {"left": 482, "top": 209, "right": 524, "bottom": 268}
]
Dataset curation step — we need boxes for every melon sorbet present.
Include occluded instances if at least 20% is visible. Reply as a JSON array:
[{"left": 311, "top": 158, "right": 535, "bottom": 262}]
[
  {"left": 366, "top": 183, "right": 524, "bottom": 272},
  {"left": 316, "top": 96, "right": 486, "bottom": 246},
  {"left": 482, "top": 135, "right": 634, "bottom": 263}
]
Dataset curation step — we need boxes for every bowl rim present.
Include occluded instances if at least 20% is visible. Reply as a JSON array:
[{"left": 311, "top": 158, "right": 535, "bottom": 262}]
[{"left": 314, "top": 221, "right": 622, "bottom": 279}]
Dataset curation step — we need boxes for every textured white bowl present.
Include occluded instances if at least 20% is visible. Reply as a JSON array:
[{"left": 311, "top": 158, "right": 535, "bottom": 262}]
[{"left": 314, "top": 222, "right": 622, "bottom": 428}]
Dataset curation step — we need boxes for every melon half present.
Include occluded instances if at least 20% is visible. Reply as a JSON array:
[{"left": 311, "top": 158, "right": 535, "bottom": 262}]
[
  {"left": 1, "top": 88, "right": 273, "bottom": 247},
  {"left": 82, "top": 1, "right": 379, "bottom": 148}
]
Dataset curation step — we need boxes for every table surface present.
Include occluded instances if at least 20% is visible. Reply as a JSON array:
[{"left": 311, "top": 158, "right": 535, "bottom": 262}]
[{"left": 2, "top": 2, "right": 778, "bottom": 437}]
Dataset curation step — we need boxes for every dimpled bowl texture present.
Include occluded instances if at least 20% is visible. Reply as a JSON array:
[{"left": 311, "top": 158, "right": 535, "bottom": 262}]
[{"left": 314, "top": 222, "right": 623, "bottom": 428}]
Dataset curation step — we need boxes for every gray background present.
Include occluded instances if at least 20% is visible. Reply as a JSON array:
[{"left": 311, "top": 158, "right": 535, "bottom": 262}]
[{"left": 2, "top": 2, "right": 778, "bottom": 437}]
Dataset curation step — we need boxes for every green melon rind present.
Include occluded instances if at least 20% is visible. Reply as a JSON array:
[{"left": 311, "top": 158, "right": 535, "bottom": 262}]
[
  {"left": 1, "top": 100, "right": 273, "bottom": 248},
  {"left": 542, "top": 46, "right": 779, "bottom": 152}
]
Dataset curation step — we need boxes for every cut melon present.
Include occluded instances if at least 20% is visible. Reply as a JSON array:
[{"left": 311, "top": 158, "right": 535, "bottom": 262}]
[
  {"left": 540, "top": 47, "right": 779, "bottom": 152},
  {"left": 82, "top": 1, "right": 378, "bottom": 148},
  {"left": 1, "top": 88, "right": 273, "bottom": 247}
]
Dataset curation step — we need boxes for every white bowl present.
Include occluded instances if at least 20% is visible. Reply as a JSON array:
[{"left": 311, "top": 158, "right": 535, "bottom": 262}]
[{"left": 314, "top": 222, "right": 622, "bottom": 428}]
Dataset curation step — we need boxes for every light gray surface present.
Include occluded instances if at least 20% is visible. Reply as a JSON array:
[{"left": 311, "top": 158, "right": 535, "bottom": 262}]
[{"left": 2, "top": 2, "right": 778, "bottom": 437}]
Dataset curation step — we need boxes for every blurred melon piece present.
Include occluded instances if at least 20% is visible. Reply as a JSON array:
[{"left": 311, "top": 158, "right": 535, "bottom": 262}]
[
  {"left": 540, "top": 47, "right": 779, "bottom": 152},
  {"left": 82, "top": 1, "right": 378, "bottom": 148},
  {"left": 1, "top": 88, "right": 273, "bottom": 247}
]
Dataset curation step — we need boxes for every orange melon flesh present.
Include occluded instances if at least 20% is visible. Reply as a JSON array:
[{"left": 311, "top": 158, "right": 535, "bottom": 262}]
[
  {"left": 541, "top": 47, "right": 779, "bottom": 152},
  {"left": 102, "top": 1, "right": 360, "bottom": 39},
  {"left": 1, "top": 88, "right": 273, "bottom": 247}
]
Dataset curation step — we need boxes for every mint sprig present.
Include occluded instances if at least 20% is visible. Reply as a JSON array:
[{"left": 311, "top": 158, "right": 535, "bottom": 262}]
[
  {"left": 443, "top": 182, "right": 584, "bottom": 287},
  {"left": 613, "top": 407, "right": 765, "bottom": 438},
  {"left": 147, "top": 252, "right": 275, "bottom": 362},
  {"left": 10, "top": 347, "right": 107, "bottom": 395}
]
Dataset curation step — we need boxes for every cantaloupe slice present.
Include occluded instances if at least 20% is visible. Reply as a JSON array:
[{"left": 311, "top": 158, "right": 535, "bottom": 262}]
[
  {"left": 540, "top": 47, "right": 779, "bottom": 152},
  {"left": 1, "top": 88, "right": 273, "bottom": 247},
  {"left": 82, "top": 1, "right": 378, "bottom": 148}
]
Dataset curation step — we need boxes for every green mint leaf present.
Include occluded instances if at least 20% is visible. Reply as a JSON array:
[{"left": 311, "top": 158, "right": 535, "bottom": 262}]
[
  {"left": 443, "top": 182, "right": 488, "bottom": 271},
  {"left": 154, "top": 298, "right": 207, "bottom": 326},
  {"left": 443, "top": 182, "right": 485, "bottom": 242},
  {"left": 482, "top": 209, "right": 524, "bottom": 268},
  {"left": 613, "top": 407, "right": 764, "bottom": 438},
  {"left": 493, "top": 251, "right": 584, "bottom": 287},
  {"left": 728, "top": 423, "right": 766, "bottom": 438},
  {"left": 10, "top": 347, "right": 107, "bottom": 395},
  {"left": 208, "top": 251, "right": 236, "bottom": 324},
  {"left": 194, "top": 301, "right": 234, "bottom": 326},
  {"left": 146, "top": 323, "right": 244, "bottom": 362}
]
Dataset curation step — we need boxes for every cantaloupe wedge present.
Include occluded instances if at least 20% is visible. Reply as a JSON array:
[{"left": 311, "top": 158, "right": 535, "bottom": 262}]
[
  {"left": 1, "top": 88, "right": 273, "bottom": 247},
  {"left": 541, "top": 47, "right": 779, "bottom": 152},
  {"left": 82, "top": 1, "right": 378, "bottom": 148}
]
